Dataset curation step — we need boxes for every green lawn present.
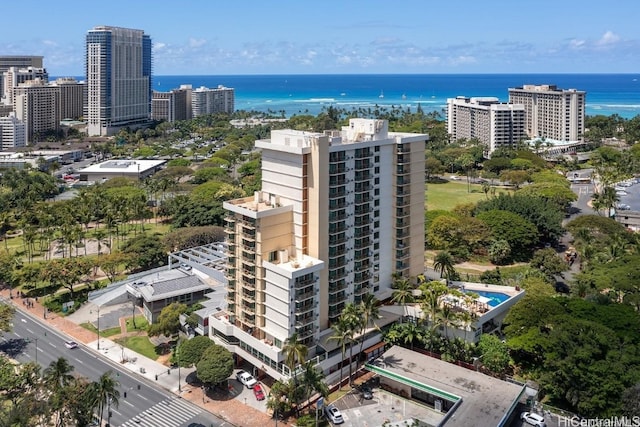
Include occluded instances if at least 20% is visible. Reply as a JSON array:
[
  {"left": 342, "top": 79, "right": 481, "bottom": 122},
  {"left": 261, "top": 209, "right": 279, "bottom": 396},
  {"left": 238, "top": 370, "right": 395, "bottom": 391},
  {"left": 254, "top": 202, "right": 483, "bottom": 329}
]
[
  {"left": 426, "top": 180, "right": 512, "bottom": 211},
  {"left": 80, "top": 322, "right": 121, "bottom": 338},
  {"left": 115, "top": 336, "right": 159, "bottom": 360},
  {"left": 125, "top": 316, "right": 149, "bottom": 332}
]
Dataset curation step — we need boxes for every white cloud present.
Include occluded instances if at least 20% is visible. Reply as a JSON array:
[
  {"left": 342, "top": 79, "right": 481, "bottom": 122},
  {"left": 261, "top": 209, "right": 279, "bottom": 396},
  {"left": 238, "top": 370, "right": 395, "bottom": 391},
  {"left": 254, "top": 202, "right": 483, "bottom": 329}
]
[
  {"left": 569, "top": 39, "right": 586, "bottom": 49},
  {"left": 188, "top": 38, "right": 207, "bottom": 48},
  {"left": 42, "top": 40, "right": 57, "bottom": 46},
  {"left": 596, "top": 30, "right": 620, "bottom": 46}
]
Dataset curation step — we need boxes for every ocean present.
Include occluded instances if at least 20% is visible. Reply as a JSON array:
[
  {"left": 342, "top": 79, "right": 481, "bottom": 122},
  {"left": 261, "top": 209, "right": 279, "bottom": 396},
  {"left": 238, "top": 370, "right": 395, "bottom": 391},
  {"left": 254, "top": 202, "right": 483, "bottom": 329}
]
[{"left": 154, "top": 74, "right": 637, "bottom": 119}]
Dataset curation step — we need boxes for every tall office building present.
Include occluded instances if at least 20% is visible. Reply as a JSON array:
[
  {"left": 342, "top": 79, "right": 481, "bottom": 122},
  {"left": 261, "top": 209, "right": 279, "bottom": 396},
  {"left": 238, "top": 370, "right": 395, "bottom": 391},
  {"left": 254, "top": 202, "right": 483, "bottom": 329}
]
[
  {"left": 51, "top": 77, "right": 85, "bottom": 120},
  {"left": 0, "top": 56, "right": 43, "bottom": 102},
  {"left": 191, "top": 85, "right": 234, "bottom": 117},
  {"left": 447, "top": 96, "right": 526, "bottom": 154},
  {"left": 152, "top": 85, "right": 192, "bottom": 122},
  {"left": 0, "top": 112, "right": 27, "bottom": 150},
  {"left": 214, "top": 118, "right": 426, "bottom": 380},
  {"left": 13, "top": 79, "right": 59, "bottom": 143},
  {"left": 508, "top": 84, "right": 585, "bottom": 142},
  {"left": 2, "top": 66, "right": 48, "bottom": 106},
  {"left": 86, "top": 26, "right": 152, "bottom": 136}
]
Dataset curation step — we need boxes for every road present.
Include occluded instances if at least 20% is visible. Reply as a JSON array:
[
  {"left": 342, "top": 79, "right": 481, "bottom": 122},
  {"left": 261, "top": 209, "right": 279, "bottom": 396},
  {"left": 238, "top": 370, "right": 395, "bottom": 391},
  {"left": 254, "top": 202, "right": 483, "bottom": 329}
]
[{"left": 0, "top": 306, "right": 224, "bottom": 427}]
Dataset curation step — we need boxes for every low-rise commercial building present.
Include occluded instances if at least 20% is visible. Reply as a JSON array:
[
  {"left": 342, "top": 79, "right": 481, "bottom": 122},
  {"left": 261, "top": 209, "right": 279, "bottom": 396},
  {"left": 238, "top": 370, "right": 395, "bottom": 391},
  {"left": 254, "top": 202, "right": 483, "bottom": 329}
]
[{"left": 77, "top": 159, "right": 165, "bottom": 182}]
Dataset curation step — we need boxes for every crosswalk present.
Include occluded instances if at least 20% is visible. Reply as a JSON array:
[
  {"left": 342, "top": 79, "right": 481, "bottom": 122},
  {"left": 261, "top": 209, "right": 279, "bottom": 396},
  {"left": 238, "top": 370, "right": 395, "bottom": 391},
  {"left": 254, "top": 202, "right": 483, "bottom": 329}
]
[{"left": 119, "top": 397, "right": 201, "bottom": 427}]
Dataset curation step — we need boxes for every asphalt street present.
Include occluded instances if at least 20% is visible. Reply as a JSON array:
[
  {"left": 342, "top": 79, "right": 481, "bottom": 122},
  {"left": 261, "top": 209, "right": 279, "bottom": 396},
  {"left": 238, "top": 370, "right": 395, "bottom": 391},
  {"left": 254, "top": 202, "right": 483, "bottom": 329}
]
[{"left": 0, "top": 304, "right": 224, "bottom": 427}]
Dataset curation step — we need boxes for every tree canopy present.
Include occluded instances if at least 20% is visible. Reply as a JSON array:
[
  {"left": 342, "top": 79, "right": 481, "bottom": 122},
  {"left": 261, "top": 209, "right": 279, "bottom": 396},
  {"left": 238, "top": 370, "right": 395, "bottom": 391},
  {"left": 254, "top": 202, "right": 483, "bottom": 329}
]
[{"left": 196, "top": 344, "right": 234, "bottom": 386}]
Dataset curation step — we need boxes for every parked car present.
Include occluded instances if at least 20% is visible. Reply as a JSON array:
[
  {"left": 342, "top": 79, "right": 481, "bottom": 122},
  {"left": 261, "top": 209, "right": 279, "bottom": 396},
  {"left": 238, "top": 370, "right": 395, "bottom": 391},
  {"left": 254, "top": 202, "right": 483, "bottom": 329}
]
[
  {"left": 521, "top": 411, "right": 545, "bottom": 427},
  {"left": 360, "top": 385, "right": 373, "bottom": 400},
  {"left": 236, "top": 370, "right": 258, "bottom": 388},
  {"left": 324, "top": 404, "right": 344, "bottom": 424},
  {"left": 253, "top": 384, "right": 265, "bottom": 400},
  {"left": 64, "top": 341, "right": 78, "bottom": 349},
  {"left": 179, "top": 262, "right": 192, "bottom": 271}
]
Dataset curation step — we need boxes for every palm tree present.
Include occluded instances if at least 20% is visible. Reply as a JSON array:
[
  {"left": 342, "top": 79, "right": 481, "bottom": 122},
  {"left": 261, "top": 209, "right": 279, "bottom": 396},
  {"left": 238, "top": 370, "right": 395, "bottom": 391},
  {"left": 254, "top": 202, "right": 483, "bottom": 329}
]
[
  {"left": 282, "top": 333, "right": 308, "bottom": 378},
  {"left": 300, "top": 361, "right": 329, "bottom": 405},
  {"left": 340, "top": 304, "right": 361, "bottom": 385},
  {"left": 433, "top": 251, "right": 456, "bottom": 280},
  {"left": 391, "top": 276, "right": 414, "bottom": 320},
  {"left": 438, "top": 304, "right": 459, "bottom": 339},
  {"left": 43, "top": 357, "right": 75, "bottom": 426},
  {"left": 327, "top": 319, "right": 353, "bottom": 390},
  {"left": 92, "top": 371, "right": 120, "bottom": 427},
  {"left": 357, "top": 294, "right": 380, "bottom": 358}
]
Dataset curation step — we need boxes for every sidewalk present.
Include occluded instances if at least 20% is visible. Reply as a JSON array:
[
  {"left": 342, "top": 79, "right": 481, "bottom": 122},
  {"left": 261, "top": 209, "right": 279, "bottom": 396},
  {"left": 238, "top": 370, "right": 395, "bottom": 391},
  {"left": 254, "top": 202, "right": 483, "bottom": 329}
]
[{"left": 1, "top": 289, "right": 292, "bottom": 427}]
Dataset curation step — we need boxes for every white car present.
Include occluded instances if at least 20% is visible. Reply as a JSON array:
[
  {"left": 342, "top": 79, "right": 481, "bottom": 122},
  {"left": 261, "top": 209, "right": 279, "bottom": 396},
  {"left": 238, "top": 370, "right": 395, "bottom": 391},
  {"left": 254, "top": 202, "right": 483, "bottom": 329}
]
[
  {"left": 324, "top": 404, "right": 344, "bottom": 424},
  {"left": 236, "top": 370, "right": 258, "bottom": 388},
  {"left": 64, "top": 341, "right": 78, "bottom": 349},
  {"left": 521, "top": 411, "right": 545, "bottom": 427}
]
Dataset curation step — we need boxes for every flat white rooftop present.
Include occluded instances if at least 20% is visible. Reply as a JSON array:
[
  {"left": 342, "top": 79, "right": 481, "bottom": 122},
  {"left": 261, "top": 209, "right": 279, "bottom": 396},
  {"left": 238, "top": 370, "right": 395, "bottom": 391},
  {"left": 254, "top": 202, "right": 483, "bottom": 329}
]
[{"left": 79, "top": 159, "right": 165, "bottom": 174}]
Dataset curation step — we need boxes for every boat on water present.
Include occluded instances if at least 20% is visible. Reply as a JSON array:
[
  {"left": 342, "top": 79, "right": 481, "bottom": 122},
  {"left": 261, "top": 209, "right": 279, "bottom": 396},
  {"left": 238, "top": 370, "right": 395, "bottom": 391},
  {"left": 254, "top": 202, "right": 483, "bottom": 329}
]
[
  {"left": 379, "top": 90, "right": 384, "bottom": 99},
  {"left": 402, "top": 93, "right": 407, "bottom": 100}
]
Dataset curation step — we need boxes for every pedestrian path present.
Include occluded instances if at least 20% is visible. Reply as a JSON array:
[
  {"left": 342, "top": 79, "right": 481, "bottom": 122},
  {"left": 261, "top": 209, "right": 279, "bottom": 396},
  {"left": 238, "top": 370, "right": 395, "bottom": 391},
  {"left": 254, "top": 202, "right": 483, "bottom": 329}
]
[{"left": 119, "top": 397, "right": 201, "bottom": 427}]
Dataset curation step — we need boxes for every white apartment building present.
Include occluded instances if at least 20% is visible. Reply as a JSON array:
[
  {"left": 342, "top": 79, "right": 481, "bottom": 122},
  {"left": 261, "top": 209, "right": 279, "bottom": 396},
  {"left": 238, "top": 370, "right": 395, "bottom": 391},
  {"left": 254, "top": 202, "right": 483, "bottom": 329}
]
[
  {"left": 152, "top": 85, "right": 192, "bottom": 122},
  {"left": 508, "top": 84, "right": 585, "bottom": 142},
  {"left": 447, "top": 97, "right": 526, "bottom": 154},
  {"left": 86, "top": 26, "right": 152, "bottom": 136},
  {"left": 2, "top": 66, "right": 49, "bottom": 106},
  {"left": 191, "top": 85, "right": 234, "bottom": 117},
  {"left": 13, "top": 79, "right": 59, "bottom": 144},
  {"left": 211, "top": 118, "right": 426, "bottom": 381},
  {"left": 51, "top": 77, "right": 85, "bottom": 120},
  {"left": 0, "top": 112, "right": 27, "bottom": 150}
]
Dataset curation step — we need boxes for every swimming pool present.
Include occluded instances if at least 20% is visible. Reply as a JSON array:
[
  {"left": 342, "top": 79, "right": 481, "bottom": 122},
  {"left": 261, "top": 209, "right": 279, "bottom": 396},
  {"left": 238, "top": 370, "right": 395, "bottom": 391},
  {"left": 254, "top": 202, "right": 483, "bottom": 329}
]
[{"left": 466, "top": 290, "right": 511, "bottom": 307}]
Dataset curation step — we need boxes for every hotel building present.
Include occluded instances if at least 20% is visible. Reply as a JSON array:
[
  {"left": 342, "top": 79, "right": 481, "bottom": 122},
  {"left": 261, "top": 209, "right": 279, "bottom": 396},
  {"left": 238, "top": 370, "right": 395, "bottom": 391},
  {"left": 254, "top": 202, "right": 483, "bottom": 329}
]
[
  {"left": 508, "top": 84, "right": 585, "bottom": 142},
  {"left": 13, "top": 79, "right": 59, "bottom": 143},
  {"left": 191, "top": 85, "right": 234, "bottom": 117},
  {"left": 0, "top": 56, "right": 43, "bottom": 102},
  {"left": 86, "top": 26, "right": 152, "bottom": 136},
  {"left": 2, "top": 66, "right": 49, "bottom": 106},
  {"left": 152, "top": 85, "right": 192, "bottom": 122},
  {"left": 447, "top": 96, "right": 526, "bottom": 154},
  {"left": 51, "top": 77, "right": 85, "bottom": 120},
  {"left": 211, "top": 118, "right": 426, "bottom": 380}
]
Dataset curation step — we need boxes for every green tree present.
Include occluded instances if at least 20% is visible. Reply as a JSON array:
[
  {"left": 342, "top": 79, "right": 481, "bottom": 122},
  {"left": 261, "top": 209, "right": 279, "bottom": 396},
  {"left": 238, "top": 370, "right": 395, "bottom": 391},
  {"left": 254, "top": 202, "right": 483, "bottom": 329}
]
[
  {"left": 432, "top": 251, "right": 456, "bottom": 280},
  {"left": 177, "top": 335, "right": 214, "bottom": 367},
  {"left": 327, "top": 318, "right": 353, "bottom": 390},
  {"left": 92, "top": 371, "right": 120, "bottom": 427},
  {"left": 477, "top": 210, "right": 538, "bottom": 258},
  {"left": 391, "top": 276, "right": 414, "bottom": 319},
  {"left": 477, "top": 334, "right": 510, "bottom": 374},
  {"left": 147, "top": 302, "right": 187, "bottom": 337},
  {"left": 530, "top": 248, "right": 569, "bottom": 280},
  {"left": 120, "top": 233, "right": 167, "bottom": 271},
  {"left": 196, "top": 344, "right": 234, "bottom": 386},
  {"left": 282, "top": 333, "right": 308, "bottom": 377}
]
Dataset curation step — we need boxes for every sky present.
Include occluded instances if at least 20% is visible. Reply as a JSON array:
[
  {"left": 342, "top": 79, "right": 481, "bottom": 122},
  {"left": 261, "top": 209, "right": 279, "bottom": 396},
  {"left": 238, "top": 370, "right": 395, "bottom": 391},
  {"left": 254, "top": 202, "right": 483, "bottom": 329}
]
[{"left": 2, "top": 0, "right": 639, "bottom": 76}]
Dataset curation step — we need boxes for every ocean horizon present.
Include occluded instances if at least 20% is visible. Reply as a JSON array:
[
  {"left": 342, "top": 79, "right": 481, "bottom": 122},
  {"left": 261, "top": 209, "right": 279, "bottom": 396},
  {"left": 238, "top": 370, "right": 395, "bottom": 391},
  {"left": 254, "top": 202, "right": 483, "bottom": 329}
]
[{"left": 63, "top": 73, "right": 640, "bottom": 119}]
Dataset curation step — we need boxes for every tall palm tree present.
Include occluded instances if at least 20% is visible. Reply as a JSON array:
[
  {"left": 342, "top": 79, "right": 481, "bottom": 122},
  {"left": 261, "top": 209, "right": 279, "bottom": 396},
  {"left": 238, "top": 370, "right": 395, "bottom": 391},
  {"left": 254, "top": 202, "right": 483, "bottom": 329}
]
[
  {"left": 433, "top": 251, "right": 456, "bottom": 280},
  {"left": 340, "top": 303, "right": 361, "bottom": 385},
  {"left": 92, "top": 371, "right": 120, "bottom": 427},
  {"left": 43, "top": 358, "right": 75, "bottom": 427},
  {"left": 438, "top": 304, "right": 459, "bottom": 339},
  {"left": 357, "top": 294, "right": 380, "bottom": 358},
  {"left": 300, "top": 361, "right": 329, "bottom": 404},
  {"left": 282, "top": 333, "right": 308, "bottom": 378},
  {"left": 391, "top": 277, "right": 414, "bottom": 320},
  {"left": 327, "top": 319, "right": 352, "bottom": 390}
]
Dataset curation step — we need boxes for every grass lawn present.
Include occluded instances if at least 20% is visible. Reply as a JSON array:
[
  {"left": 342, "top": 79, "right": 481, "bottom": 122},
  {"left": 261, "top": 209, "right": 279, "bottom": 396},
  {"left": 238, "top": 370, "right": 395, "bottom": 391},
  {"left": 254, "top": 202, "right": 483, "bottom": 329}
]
[
  {"left": 426, "top": 180, "right": 513, "bottom": 211},
  {"left": 125, "top": 316, "right": 149, "bottom": 332},
  {"left": 115, "top": 336, "right": 159, "bottom": 360},
  {"left": 80, "top": 322, "right": 121, "bottom": 338}
]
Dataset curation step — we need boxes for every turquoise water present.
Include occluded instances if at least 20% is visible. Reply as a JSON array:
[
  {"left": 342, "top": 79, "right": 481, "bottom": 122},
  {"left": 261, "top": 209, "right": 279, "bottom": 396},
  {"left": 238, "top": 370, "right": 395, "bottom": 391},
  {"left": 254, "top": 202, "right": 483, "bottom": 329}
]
[{"left": 468, "top": 290, "right": 511, "bottom": 307}]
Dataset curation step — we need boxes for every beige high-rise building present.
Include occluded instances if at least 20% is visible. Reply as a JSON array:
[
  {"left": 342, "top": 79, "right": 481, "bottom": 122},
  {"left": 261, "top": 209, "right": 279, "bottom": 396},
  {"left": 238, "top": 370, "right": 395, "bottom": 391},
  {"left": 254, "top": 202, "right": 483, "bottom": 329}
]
[
  {"left": 0, "top": 56, "right": 43, "bottom": 102},
  {"left": 191, "top": 85, "right": 234, "bottom": 117},
  {"left": 447, "top": 96, "right": 526, "bottom": 154},
  {"left": 152, "top": 85, "right": 192, "bottom": 122},
  {"left": 51, "top": 77, "right": 85, "bottom": 120},
  {"left": 508, "top": 84, "right": 585, "bottom": 142},
  {"left": 0, "top": 112, "right": 27, "bottom": 150},
  {"left": 2, "top": 66, "right": 48, "bottom": 106},
  {"left": 13, "top": 79, "right": 59, "bottom": 143},
  {"left": 212, "top": 118, "right": 426, "bottom": 380}
]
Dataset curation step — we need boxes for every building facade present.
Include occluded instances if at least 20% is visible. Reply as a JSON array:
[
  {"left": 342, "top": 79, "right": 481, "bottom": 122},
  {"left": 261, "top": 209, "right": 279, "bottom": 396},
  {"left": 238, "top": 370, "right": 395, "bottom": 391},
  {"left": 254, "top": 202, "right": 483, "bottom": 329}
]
[
  {"left": 214, "top": 118, "right": 426, "bottom": 380},
  {"left": 0, "top": 56, "right": 43, "bottom": 102},
  {"left": 86, "top": 26, "right": 152, "bottom": 136},
  {"left": 152, "top": 85, "right": 192, "bottom": 122},
  {"left": 13, "top": 79, "right": 59, "bottom": 143},
  {"left": 191, "top": 85, "right": 234, "bottom": 117},
  {"left": 0, "top": 112, "right": 27, "bottom": 150},
  {"left": 447, "top": 97, "right": 526, "bottom": 154},
  {"left": 2, "top": 66, "right": 49, "bottom": 106},
  {"left": 508, "top": 84, "right": 585, "bottom": 142},
  {"left": 52, "top": 77, "right": 85, "bottom": 120}
]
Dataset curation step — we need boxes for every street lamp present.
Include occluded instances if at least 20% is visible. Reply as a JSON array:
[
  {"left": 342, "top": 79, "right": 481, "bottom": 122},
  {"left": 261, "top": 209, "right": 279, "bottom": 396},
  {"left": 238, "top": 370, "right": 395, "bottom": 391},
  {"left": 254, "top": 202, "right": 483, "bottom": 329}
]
[
  {"left": 175, "top": 340, "right": 181, "bottom": 393},
  {"left": 34, "top": 338, "right": 38, "bottom": 364}
]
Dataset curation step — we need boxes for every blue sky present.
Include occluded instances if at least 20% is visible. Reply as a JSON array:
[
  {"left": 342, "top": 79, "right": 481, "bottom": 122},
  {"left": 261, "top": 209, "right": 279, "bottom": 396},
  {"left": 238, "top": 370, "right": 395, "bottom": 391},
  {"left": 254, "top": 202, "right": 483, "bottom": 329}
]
[{"left": 2, "top": 0, "right": 639, "bottom": 75}]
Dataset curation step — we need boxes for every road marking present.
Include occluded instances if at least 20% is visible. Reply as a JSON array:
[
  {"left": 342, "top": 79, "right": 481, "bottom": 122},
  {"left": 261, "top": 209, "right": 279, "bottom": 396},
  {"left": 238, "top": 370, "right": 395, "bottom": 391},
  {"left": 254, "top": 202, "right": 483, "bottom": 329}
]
[
  {"left": 122, "top": 400, "right": 135, "bottom": 408},
  {"left": 21, "top": 319, "right": 26, "bottom": 323},
  {"left": 137, "top": 394, "right": 150, "bottom": 402},
  {"left": 13, "top": 332, "right": 20, "bottom": 338},
  {"left": 26, "top": 328, "right": 34, "bottom": 334},
  {"left": 48, "top": 342, "right": 56, "bottom": 348},
  {"left": 74, "top": 358, "right": 84, "bottom": 365}
]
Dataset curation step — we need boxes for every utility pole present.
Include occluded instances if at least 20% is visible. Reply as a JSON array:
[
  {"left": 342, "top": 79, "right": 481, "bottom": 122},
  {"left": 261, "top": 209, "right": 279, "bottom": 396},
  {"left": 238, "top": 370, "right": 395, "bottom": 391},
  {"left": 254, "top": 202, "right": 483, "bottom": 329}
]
[{"left": 34, "top": 338, "right": 38, "bottom": 364}]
